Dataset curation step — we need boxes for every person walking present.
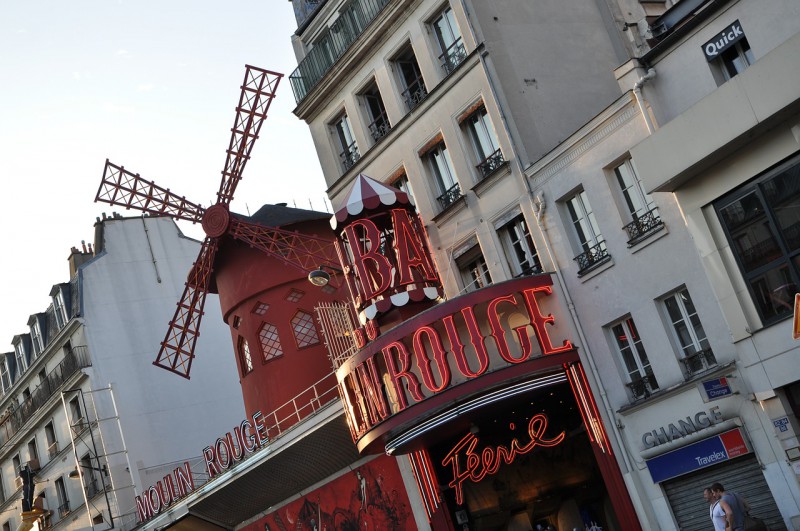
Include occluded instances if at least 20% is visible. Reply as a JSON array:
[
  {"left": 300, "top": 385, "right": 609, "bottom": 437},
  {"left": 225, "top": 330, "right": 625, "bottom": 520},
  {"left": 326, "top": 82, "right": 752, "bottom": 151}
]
[{"left": 710, "top": 482, "right": 747, "bottom": 531}]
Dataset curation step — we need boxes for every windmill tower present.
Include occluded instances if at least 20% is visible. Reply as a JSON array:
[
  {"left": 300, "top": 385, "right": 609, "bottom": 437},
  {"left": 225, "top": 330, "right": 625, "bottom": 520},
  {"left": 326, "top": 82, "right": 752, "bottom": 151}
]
[{"left": 94, "top": 65, "right": 346, "bottom": 421}]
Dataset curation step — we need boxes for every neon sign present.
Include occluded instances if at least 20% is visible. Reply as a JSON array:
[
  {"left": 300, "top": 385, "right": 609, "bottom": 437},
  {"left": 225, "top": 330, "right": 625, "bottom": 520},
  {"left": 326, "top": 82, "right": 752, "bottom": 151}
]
[
  {"left": 441, "top": 414, "right": 566, "bottom": 505},
  {"left": 337, "top": 277, "right": 574, "bottom": 443}
]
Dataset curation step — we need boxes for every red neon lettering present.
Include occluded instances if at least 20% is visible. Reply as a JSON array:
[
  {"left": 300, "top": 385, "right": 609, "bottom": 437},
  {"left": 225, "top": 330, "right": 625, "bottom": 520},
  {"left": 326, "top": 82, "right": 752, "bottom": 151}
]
[
  {"left": 521, "top": 286, "right": 574, "bottom": 355},
  {"left": 391, "top": 209, "right": 439, "bottom": 285},
  {"left": 412, "top": 326, "right": 451, "bottom": 393},
  {"left": 157, "top": 478, "right": 172, "bottom": 506},
  {"left": 174, "top": 462, "right": 194, "bottom": 497},
  {"left": 442, "top": 414, "right": 566, "bottom": 505},
  {"left": 216, "top": 437, "right": 232, "bottom": 470},
  {"left": 344, "top": 219, "right": 392, "bottom": 300},
  {"left": 252, "top": 411, "right": 269, "bottom": 447},
  {"left": 227, "top": 428, "right": 245, "bottom": 462},
  {"left": 355, "top": 356, "right": 390, "bottom": 422},
  {"left": 339, "top": 380, "right": 363, "bottom": 441},
  {"left": 486, "top": 294, "right": 529, "bottom": 363},
  {"left": 443, "top": 308, "right": 489, "bottom": 378},
  {"left": 135, "top": 493, "right": 153, "bottom": 522},
  {"left": 147, "top": 486, "right": 161, "bottom": 514},
  {"left": 353, "top": 327, "right": 367, "bottom": 349},
  {"left": 202, "top": 445, "right": 220, "bottom": 478},
  {"left": 241, "top": 419, "right": 256, "bottom": 453},
  {"left": 382, "top": 341, "right": 425, "bottom": 409}
]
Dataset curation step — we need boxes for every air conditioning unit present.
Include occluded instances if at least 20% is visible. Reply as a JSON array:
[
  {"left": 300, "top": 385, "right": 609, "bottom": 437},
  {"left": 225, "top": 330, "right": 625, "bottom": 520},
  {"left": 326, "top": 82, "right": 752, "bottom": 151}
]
[{"left": 14, "top": 476, "right": 23, "bottom": 489}]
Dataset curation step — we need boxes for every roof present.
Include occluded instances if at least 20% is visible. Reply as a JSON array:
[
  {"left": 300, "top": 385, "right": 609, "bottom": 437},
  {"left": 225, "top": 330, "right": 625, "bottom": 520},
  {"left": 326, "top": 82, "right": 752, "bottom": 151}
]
[{"left": 240, "top": 203, "right": 331, "bottom": 229}]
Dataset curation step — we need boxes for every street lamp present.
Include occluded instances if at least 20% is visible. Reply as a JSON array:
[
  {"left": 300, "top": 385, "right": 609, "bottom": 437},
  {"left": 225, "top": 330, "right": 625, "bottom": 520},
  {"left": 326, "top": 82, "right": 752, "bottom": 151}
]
[{"left": 307, "top": 264, "right": 343, "bottom": 287}]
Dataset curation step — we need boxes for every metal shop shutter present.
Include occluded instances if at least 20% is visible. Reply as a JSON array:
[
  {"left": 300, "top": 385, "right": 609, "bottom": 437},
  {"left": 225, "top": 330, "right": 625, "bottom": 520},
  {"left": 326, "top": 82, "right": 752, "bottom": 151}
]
[{"left": 662, "top": 454, "right": 785, "bottom": 530}]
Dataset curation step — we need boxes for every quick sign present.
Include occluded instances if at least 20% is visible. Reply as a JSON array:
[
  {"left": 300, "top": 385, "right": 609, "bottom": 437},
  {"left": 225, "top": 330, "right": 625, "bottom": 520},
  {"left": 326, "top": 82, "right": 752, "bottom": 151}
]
[
  {"left": 702, "top": 20, "right": 745, "bottom": 61},
  {"left": 646, "top": 428, "right": 749, "bottom": 483},
  {"left": 702, "top": 377, "right": 732, "bottom": 400}
]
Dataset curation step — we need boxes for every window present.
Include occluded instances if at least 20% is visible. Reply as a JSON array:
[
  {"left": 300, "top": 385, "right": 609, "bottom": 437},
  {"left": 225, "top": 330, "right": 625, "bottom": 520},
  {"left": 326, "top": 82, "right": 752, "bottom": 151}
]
[
  {"left": 30, "top": 320, "right": 44, "bottom": 356},
  {"left": 717, "top": 38, "right": 754, "bottom": 81},
  {"left": 81, "top": 453, "right": 100, "bottom": 498},
  {"left": 463, "top": 107, "right": 504, "bottom": 180},
  {"left": 391, "top": 172, "right": 415, "bottom": 203},
  {"left": 259, "top": 323, "right": 283, "bottom": 361},
  {"left": 238, "top": 336, "right": 253, "bottom": 375},
  {"left": 362, "top": 81, "right": 391, "bottom": 142},
  {"left": 2, "top": 521, "right": 8, "bottom": 531},
  {"left": 498, "top": 214, "right": 541, "bottom": 277},
  {"left": 232, "top": 315, "right": 241, "bottom": 329},
  {"left": 455, "top": 244, "right": 492, "bottom": 292},
  {"left": 566, "top": 190, "right": 609, "bottom": 275},
  {"left": 55, "top": 476, "right": 70, "bottom": 518},
  {"left": 12, "top": 454, "right": 21, "bottom": 475},
  {"left": 613, "top": 159, "right": 662, "bottom": 244},
  {"left": 611, "top": 317, "right": 658, "bottom": 400},
  {"left": 0, "top": 471, "right": 5, "bottom": 504},
  {"left": 28, "top": 438, "right": 39, "bottom": 465},
  {"left": 393, "top": 44, "right": 427, "bottom": 111},
  {"left": 331, "top": 113, "right": 359, "bottom": 172},
  {"left": 424, "top": 142, "right": 461, "bottom": 210},
  {"left": 53, "top": 290, "right": 67, "bottom": 329},
  {"left": 45, "top": 421, "right": 58, "bottom": 458},
  {"left": 430, "top": 6, "right": 466, "bottom": 75},
  {"left": 286, "top": 289, "right": 305, "bottom": 303},
  {"left": 0, "top": 357, "right": 10, "bottom": 393},
  {"left": 13, "top": 340, "right": 27, "bottom": 377},
  {"left": 291, "top": 311, "right": 320, "bottom": 348},
  {"left": 252, "top": 302, "right": 269, "bottom": 315},
  {"left": 69, "top": 396, "right": 84, "bottom": 432},
  {"left": 663, "top": 288, "right": 716, "bottom": 375},
  {"left": 716, "top": 158, "right": 800, "bottom": 325}
]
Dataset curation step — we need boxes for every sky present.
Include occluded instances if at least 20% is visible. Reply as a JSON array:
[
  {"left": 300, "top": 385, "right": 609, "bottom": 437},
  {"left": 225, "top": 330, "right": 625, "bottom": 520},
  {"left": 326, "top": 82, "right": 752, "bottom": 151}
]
[{"left": 0, "top": 1, "right": 329, "bottom": 347}]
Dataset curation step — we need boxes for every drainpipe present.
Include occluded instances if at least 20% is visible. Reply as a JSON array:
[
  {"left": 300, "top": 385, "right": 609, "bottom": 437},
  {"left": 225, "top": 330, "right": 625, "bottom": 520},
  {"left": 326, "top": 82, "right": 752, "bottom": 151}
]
[{"left": 633, "top": 68, "right": 657, "bottom": 133}]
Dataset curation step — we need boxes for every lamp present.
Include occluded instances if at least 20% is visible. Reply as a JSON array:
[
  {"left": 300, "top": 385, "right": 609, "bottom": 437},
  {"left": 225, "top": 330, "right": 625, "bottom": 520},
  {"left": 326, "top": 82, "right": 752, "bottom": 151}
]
[
  {"left": 69, "top": 464, "right": 107, "bottom": 479},
  {"left": 307, "top": 264, "right": 342, "bottom": 287}
]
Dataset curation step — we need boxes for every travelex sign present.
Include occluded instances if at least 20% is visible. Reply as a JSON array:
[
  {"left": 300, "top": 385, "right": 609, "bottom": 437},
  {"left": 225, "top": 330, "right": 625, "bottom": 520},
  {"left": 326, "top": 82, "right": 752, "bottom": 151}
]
[
  {"left": 702, "top": 20, "right": 745, "bottom": 61},
  {"left": 135, "top": 411, "right": 269, "bottom": 522},
  {"left": 646, "top": 428, "right": 749, "bottom": 483}
]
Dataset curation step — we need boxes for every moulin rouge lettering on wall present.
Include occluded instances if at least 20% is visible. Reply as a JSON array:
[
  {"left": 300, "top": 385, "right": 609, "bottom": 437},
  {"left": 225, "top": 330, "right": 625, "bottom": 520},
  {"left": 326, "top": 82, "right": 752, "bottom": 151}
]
[
  {"left": 135, "top": 410, "right": 269, "bottom": 522},
  {"left": 442, "top": 414, "right": 566, "bottom": 505}
]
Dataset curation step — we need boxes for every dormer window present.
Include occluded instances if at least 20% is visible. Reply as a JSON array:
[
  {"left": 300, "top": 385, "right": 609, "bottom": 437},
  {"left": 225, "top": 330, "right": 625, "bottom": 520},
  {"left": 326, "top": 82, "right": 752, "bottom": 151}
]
[
  {"left": 0, "top": 356, "right": 11, "bottom": 393},
  {"left": 30, "top": 320, "right": 44, "bottom": 356},
  {"left": 51, "top": 286, "right": 68, "bottom": 329},
  {"left": 13, "top": 340, "right": 28, "bottom": 377}
]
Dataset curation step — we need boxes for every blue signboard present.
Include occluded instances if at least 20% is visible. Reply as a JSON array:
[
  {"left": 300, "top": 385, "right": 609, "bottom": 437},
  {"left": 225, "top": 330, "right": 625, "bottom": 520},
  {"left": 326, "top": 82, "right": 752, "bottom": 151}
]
[
  {"left": 702, "top": 377, "right": 732, "bottom": 400},
  {"left": 646, "top": 428, "right": 748, "bottom": 483}
]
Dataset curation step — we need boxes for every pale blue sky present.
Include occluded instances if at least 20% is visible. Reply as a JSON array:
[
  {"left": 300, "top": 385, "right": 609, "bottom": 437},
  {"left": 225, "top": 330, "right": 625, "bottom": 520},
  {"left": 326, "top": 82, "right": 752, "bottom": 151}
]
[{"left": 0, "top": 1, "right": 327, "bottom": 347}]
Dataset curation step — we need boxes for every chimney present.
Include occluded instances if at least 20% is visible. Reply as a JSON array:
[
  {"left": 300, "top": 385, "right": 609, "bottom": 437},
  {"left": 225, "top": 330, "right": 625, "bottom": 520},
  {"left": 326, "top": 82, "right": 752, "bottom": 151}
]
[{"left": 68, "top": 243, "right": 94, "bottom": 278}]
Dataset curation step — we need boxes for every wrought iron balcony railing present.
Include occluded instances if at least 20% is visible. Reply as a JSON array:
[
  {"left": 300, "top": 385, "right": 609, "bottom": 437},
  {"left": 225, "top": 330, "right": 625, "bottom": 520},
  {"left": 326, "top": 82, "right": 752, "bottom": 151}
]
[
  {"left": 290, "top": 0, "right": 391, "bottom": 103},
  {"left": 339, "top": 142, "right": 361, "bottom": 172},
  {"left": 623, "top": 208, "right": 664, "bottom": 245},
  {"left": 573, "top": 242, "right": 611, "bottom": 276},
  {"left": 680, "top": 348, "right": 717, "bottom": 377},
  {"left": 0, "top": 346, "right": 91, "bottom": 446},
  {"left": 368, "top": 111, "right": 391, "bottom": 142},
  {"left": 626, "top": 374, "right": 659, "bottom": 401},
  {"left": 437, "top": 183, "right": 462, "bottom": 211},
  {"left": 57, "top": 501, "right": 71, "bottom": 519},
  {"left": 476, "top": 148, "right": 506, "bottom": 180},
  {"left": 402, "top": 77, "right": 428, "bottom": 112},
  {"left": 439, "top": 38, "right": 467, "bottom": 75},
  {"left": 48, "top": 441, "right": 59, "bottom": 459}
]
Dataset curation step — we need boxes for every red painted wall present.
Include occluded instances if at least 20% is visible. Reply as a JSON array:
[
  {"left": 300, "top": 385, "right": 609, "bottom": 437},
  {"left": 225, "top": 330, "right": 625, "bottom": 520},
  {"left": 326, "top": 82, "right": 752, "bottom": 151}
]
[
  {"left": 214, "top": 217, "right": 348, "bottom": 428},
  {"left": 241, "top": 454, "right": 416, "bottom": 531}
]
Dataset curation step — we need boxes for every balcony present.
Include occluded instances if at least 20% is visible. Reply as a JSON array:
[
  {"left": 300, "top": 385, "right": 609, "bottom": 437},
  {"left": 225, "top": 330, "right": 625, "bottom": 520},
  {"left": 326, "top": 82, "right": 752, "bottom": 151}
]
[
  {"left": 476, "top": 148, "right": 506, "bottom": 180},
  {"left": 368, "top": 111, "right": 391, "bottom": 142},
  {"left": 57, "top": 501, "right": 70, "bottom": 519},
  {"left": 48, "top": 441, "right": 59, "bottom": 459},
  {"left": 573, "top": 242, "right": 611, "bottom": 276},
  {"left": 439, "top": 38, "right": 467, "bottom": 75},
  {"left": 623, "top": 208, "right": 664, "bottom": 246},
  {"left": 290, "top": 0, "right": 391, "bottom": 103},
  {"left": 402, "top": 77, "right": 428, "bottom": 112},
  {"left": 0, "top": 346, "right": 90, "bottom": 446},
  {"left": 339, "top": 141, "right": 361, "bottom": 172},
  {"left": 680, "top": 348, "right": 717, "bottom": 377},
  {"left": 626, "top": 374, "right": 659, "bottom": 401},
  {"left": 436, "top": 183, "right": 462, "bottom": 211}
]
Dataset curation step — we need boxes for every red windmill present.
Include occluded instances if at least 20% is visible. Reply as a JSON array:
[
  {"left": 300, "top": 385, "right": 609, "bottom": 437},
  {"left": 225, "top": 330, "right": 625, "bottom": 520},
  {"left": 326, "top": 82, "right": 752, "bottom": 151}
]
[{"left": 94, "top": 65, "right": 340, "bottom": 379}]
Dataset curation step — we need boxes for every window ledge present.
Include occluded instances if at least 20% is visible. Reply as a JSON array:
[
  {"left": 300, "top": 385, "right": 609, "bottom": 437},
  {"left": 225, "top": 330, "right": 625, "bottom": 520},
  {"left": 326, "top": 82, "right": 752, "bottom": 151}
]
[
  {"left": 432, "top": 194, "right": 467, "bottom": 225},
  {"left": 577, "top": 256, "right": 614, "bottom": 282},
  {"left": 472, "top": 161, "right": 511, "bottom": 198},
  {"left": 628, "top": 223, "right": 668, "bottom": 253}
]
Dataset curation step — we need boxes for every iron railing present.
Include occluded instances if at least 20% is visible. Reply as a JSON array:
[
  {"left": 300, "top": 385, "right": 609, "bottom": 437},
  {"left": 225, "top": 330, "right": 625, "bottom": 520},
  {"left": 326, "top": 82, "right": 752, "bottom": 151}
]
[
  {"left": 339, "top": 141, "right": 361, "bottom": 171},
  {"left": 573, "top": 242, "right": 611, "bottom": 276},
  {"left": 57, "top": 501, "right": 71, "bottom": 519},
  {"left": 437, "top": 183, "right": 462, "bottom": 211},
  {"left": 680, "top": 348, "right": 717, "bottom": 377},
  {"left": 48, "top": 441, "right": 59, "bottom": 459},
  {"left": 0, "top": 346, "right": 90, "bottom": 446},
  {"left": 439, "top": 38, "right": 467, "bottom": 75},
  {"left": 623, "top": 208, "right": 664, "bottom": 245},
  {"left": 476, "top": 148, "right": 506, "bottom": 180},
  {"left": 626, "top": 374, "right": 658, "bottom": 401},
  {"left": 402, "top": 76, "right": 428, "bottom": 112},
  {"left": 290, "top": 0, "right": 391, "bottom": 103},
  {"left": 368, "top": 111, "right": 391, "bottom": 142}
]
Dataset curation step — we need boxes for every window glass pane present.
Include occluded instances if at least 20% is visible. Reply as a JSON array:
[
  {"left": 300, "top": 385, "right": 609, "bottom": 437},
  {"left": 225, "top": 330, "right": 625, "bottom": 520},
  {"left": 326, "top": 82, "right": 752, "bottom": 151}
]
[
  {"left": 720, "top": 191, "right": 780, "bottom": 272},
  {"left": 433, "top": 8, "right": 460, "bottom": 52},
  {"left": 763, "top": 169, "right": 800, "bottom": 252},
  {"left": 749, "top": 263, "right": 796, "bottom": 321}
]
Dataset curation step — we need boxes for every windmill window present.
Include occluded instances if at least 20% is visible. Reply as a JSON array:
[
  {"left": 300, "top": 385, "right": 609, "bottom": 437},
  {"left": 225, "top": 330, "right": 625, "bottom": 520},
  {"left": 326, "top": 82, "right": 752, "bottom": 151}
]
[
  {"left": 238, "top": 336, "right": 253, "bottom": 375},
  {"left": 232, "top": 316, "right": 241, "bottom": 329},
  {"left": 291, "top": 311, "right": 320, "bottom": 348},
  {"left": 259, "top": 323, "right": 283, "bottom": 361},
  {"left": 286, "top": 289, "right": 305, "bottom": 303},
  {"left": 252, "top": 302, "right": 269, "bottom": 315}
]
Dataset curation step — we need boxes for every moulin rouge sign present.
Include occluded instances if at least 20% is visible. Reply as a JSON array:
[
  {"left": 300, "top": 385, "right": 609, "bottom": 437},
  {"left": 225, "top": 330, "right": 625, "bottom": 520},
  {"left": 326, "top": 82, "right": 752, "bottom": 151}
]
[
  {"left": 337, "top": 275, "right": 574, "bottom": 450},
  {"left": 135, "top": 410, "right": 269, "bottom": 522}
]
